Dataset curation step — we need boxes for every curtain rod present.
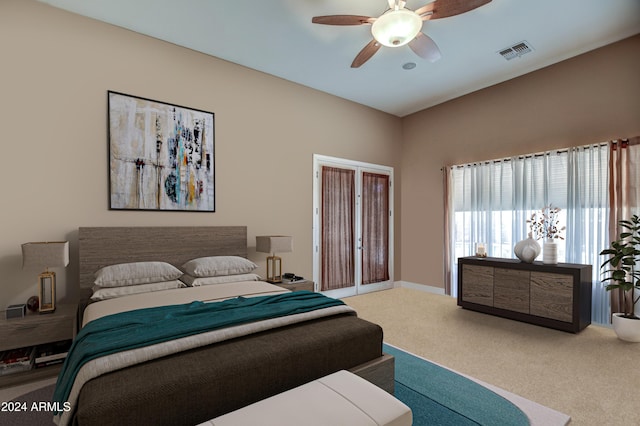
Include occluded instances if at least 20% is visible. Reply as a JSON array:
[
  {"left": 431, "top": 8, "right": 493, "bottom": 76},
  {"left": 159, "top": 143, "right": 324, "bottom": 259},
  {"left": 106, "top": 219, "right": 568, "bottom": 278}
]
[
  {"left": 447, "top": 142, "right": 608, "bottom": 169},
  {"left": 445, "top": 136, "right": 640, "bottom": 170},
  {"left": 612, "top": 137, "right": 639, "bottom": 149}
]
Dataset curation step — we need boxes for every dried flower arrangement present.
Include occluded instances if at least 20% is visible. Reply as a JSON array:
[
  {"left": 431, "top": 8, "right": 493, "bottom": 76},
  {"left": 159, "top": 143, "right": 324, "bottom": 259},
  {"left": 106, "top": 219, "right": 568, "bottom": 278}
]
[{"left": 527, "top": 205, "right": 566, "bottom": 241}]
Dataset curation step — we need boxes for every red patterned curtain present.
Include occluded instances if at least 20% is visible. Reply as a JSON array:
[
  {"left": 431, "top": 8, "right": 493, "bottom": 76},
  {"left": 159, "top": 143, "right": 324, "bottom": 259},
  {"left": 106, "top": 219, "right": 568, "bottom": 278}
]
[
  {"left": 362, "top": 172, "right": 390, "bottom": 285},
  {"left": 608, "top": 137, "right": 640, "bottom": 316},
  {"left": 321, "top": 167, "right": 355, "bottom": 291}
]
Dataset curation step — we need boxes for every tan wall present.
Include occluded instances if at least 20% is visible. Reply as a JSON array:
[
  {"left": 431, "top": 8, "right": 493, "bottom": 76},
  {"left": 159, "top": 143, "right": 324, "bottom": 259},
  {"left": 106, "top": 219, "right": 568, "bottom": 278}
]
[
  {"left": 401, "top": 34, "right": 640, "bottom": 289},
  {"left": 0, "top": 0, "right": 402, "bottom": 308},
  {"left": 2, "top": 1, "right": 638, "bottom": 309}
]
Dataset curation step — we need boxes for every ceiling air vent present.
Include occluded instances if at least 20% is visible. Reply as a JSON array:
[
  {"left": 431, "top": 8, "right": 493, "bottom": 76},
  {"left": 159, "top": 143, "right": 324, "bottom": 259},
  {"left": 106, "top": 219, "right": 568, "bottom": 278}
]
[{"left": 498, "top": 41, "right": 533, "bottom": 60}]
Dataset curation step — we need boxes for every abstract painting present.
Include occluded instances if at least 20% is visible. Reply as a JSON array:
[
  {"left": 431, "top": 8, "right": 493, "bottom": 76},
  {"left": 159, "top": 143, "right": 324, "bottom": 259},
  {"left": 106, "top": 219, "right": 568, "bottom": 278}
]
[{"left": 108, "top": 91, "right": 215, "bottom": 211}]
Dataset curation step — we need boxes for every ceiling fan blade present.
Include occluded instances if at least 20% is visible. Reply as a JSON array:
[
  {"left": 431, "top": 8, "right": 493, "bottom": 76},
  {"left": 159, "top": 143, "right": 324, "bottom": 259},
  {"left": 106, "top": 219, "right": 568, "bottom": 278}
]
[
  {"left": 312, "top": 15, "right": 375, "bottom": 26},
  {"left": 415, "top": 2, "right": 435, "bottom": 19},
  {"left": 409, "top": 32, "right": 441, "bottom": 62},
  {"left": 351, "top": 40, "right": 381, "bottom": 68},
  {"left": 427, "top": 0, "right": 492, "bottom": 20}
]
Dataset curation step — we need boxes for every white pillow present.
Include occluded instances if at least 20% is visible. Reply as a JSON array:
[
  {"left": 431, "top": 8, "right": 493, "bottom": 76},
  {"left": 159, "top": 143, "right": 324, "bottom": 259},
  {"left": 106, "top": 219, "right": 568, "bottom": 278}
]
[
  {"left": 90, "top": 280, "right": 185, "bottom": 301},
  {"left": 94, "top": 261, "right": 183, "bottom": 287},
  {"left": 182, "top": 256, "right": 257, "bottom": 278},
  {"left": 180, "top": 273, "right": 262, "bottom": 286}
]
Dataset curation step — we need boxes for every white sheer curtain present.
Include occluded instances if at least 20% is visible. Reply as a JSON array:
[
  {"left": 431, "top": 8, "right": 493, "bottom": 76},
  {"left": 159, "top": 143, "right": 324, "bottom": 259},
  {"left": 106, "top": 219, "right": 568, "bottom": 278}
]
[
  {"left": 565, "top": 145, "right": 610, "bottom": 324},
  {"left": 446, "top": 144, "right": 611, "bottom": 324},
  {"left": 447, "top": 152, "right": 565, "bottom": 293}
]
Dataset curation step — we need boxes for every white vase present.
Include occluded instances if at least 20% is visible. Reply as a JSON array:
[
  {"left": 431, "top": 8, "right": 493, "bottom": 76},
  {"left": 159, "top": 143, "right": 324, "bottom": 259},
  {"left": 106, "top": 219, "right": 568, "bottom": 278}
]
[
  {"left": 542, "top": 240, "right": 558, "bottom": 264},
  {"left": 612, "top": 313, "right": 640, "bottom": 342},
  {"left": 514, "top": 236, "right": 540, "bottom": 263}
]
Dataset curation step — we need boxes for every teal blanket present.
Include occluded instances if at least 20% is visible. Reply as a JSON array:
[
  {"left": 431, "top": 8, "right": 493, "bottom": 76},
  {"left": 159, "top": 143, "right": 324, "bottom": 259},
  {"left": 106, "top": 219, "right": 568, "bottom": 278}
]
[{"left": 53, "top": 291, "right": 344, "bottom": 407}]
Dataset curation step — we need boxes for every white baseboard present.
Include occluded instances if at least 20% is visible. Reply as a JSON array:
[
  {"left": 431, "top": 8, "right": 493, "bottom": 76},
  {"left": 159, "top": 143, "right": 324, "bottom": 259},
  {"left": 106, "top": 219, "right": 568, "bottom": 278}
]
[{"left": 395, "top": 281, "right": 446, "bottom": 295}]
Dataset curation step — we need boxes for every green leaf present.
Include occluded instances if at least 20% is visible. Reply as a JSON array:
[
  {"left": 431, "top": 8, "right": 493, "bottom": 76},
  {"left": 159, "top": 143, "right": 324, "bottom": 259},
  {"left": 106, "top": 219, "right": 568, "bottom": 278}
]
[{"left": 612, "top": 270, "right": 627, "bottom": 280}]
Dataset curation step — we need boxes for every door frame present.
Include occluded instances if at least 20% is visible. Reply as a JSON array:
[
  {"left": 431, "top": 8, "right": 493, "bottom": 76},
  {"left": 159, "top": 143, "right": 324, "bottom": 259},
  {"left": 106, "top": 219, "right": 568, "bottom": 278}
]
[{"left": 312, "top": 154, "right": 394, "bottom": 298}]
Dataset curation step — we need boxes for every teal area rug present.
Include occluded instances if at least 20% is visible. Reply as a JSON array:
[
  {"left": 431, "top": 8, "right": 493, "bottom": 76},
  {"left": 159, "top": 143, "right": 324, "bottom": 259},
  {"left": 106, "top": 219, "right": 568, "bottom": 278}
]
[{"left": 385, "top": 344, "right": 530, "bottom": 426}]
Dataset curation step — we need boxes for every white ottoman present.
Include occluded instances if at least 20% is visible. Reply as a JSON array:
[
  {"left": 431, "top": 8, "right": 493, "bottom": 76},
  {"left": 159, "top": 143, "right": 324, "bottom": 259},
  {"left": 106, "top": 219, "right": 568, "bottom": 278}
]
[{"left": 200, "top": 370, "right": 412, "bottom": 426}]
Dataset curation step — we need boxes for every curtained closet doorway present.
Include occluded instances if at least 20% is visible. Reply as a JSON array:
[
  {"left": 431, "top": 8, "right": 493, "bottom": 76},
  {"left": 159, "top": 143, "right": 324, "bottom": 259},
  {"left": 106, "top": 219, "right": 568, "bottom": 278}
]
[{"left": 312, "top": 155, "right": 394, "bottom": 298}]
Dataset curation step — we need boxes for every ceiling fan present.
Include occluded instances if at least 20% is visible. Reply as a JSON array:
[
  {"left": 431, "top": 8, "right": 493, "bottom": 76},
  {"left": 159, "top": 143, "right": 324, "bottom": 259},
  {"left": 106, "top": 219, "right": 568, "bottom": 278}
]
[{"left": 312, "top": 0, "right": 492, "bottom": 68}]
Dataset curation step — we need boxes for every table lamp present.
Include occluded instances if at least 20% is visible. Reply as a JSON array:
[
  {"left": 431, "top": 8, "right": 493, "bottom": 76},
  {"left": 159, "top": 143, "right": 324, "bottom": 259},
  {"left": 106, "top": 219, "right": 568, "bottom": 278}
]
[
  {"left": 256, "top": 236, "right": 293, "bottom": 283},
  {"left": 22, "top": 241, "right": 69, "bottom": 314}
]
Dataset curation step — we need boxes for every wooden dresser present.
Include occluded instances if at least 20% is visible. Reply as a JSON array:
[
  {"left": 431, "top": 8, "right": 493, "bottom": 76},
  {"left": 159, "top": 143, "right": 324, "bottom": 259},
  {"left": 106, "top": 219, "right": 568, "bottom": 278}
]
[{"left": 457, "top": 257, "right": 592, "bottom": 333}]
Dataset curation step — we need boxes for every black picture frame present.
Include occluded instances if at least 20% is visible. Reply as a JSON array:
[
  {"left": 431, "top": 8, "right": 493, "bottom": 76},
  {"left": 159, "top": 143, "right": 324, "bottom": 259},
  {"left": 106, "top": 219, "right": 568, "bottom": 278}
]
[{"left": 108, "top": 91, "right": 215, "bottom": 212}]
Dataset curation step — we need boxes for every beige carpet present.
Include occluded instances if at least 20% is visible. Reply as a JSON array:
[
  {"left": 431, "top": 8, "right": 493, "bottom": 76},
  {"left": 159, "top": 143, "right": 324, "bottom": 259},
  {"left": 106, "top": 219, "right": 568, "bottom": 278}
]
[{"left": 344, "top": 287, "right": 639, "bottom": 426}]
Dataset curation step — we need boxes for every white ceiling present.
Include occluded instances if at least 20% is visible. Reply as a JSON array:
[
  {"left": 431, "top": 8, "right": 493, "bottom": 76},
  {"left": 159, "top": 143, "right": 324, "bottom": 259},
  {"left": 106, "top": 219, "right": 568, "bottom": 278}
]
[{"left": 39, "top": 0, "right": 640, "bottom": 117}]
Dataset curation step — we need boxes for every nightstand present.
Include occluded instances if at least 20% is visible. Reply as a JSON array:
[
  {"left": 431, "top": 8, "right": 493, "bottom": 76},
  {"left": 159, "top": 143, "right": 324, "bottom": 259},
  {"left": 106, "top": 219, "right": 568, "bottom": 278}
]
[
  {"left": 0, "top": 303, "right": 77, "bottom": 388},
  {"left": 275, "top": 279, "right": 315, "bottom": 292}
]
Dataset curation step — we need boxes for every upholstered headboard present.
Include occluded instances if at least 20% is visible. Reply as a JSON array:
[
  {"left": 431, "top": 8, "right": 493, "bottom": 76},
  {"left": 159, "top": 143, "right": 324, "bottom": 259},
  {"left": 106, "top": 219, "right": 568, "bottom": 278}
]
[{"left": 78, "top": 226, "right": 247, "bottom": 289}]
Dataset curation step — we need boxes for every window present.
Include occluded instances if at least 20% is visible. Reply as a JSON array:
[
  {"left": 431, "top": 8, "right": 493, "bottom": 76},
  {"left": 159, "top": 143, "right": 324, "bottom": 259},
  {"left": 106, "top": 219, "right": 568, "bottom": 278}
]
[{"left": 446, "top": 144, "right": 610, "bottom": 323}]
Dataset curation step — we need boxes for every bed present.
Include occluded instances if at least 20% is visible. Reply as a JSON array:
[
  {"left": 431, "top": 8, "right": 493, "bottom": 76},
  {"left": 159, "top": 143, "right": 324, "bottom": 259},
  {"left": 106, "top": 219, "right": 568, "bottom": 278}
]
[{"left": 56, "top": 226, "right": 392, "bottom": 426}]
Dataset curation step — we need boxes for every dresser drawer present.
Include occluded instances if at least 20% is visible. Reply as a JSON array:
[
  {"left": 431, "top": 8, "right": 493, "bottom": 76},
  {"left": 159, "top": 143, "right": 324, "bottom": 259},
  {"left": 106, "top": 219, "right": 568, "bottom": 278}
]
[
  {"left": 0, "top": 304, "right": 76, "bottom": 351},
  {"left": 275, "top": 280, "right": 315, "bottom": 292}
]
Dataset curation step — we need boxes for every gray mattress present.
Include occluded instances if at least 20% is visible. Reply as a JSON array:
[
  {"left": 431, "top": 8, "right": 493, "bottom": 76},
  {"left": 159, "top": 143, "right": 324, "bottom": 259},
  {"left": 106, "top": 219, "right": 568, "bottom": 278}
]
[{"left": 72, "top": 312, "right": 383, "bottom": 425}]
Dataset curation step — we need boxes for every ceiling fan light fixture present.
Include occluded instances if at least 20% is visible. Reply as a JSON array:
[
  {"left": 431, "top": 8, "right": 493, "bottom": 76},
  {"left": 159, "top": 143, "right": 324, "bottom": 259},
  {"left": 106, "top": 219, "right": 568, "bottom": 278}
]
[{"left": 371, "top": 9, "right": 422, "bottom": 48}]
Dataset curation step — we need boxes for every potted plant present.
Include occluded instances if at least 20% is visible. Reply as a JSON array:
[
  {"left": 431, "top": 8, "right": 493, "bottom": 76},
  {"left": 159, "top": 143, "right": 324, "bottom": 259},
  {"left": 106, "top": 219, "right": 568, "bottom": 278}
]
[{"left": 599, "top": 214, "right": 640, "bottom": 342}]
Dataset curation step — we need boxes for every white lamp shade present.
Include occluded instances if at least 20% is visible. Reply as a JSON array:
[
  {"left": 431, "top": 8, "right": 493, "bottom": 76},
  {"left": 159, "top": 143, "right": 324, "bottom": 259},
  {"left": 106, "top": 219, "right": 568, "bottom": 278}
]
[
  {"left": 371, "top": 9, "right": 422, "bottom": 47},
  {"left": 22, "top": 241, "right": 69, "bottom": 270},
  {"left": 256, "top": 236, "right": 293, "bottom": 254}
]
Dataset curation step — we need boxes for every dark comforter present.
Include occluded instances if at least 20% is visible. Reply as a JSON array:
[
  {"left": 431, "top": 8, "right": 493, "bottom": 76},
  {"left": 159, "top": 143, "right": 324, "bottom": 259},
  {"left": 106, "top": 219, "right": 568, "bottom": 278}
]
[
  {"left": 59, "top": 293, "right": 383, "bottom": 426},
  {"left": 55, "top": 291, "right": 345, "bottom": 406}
]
